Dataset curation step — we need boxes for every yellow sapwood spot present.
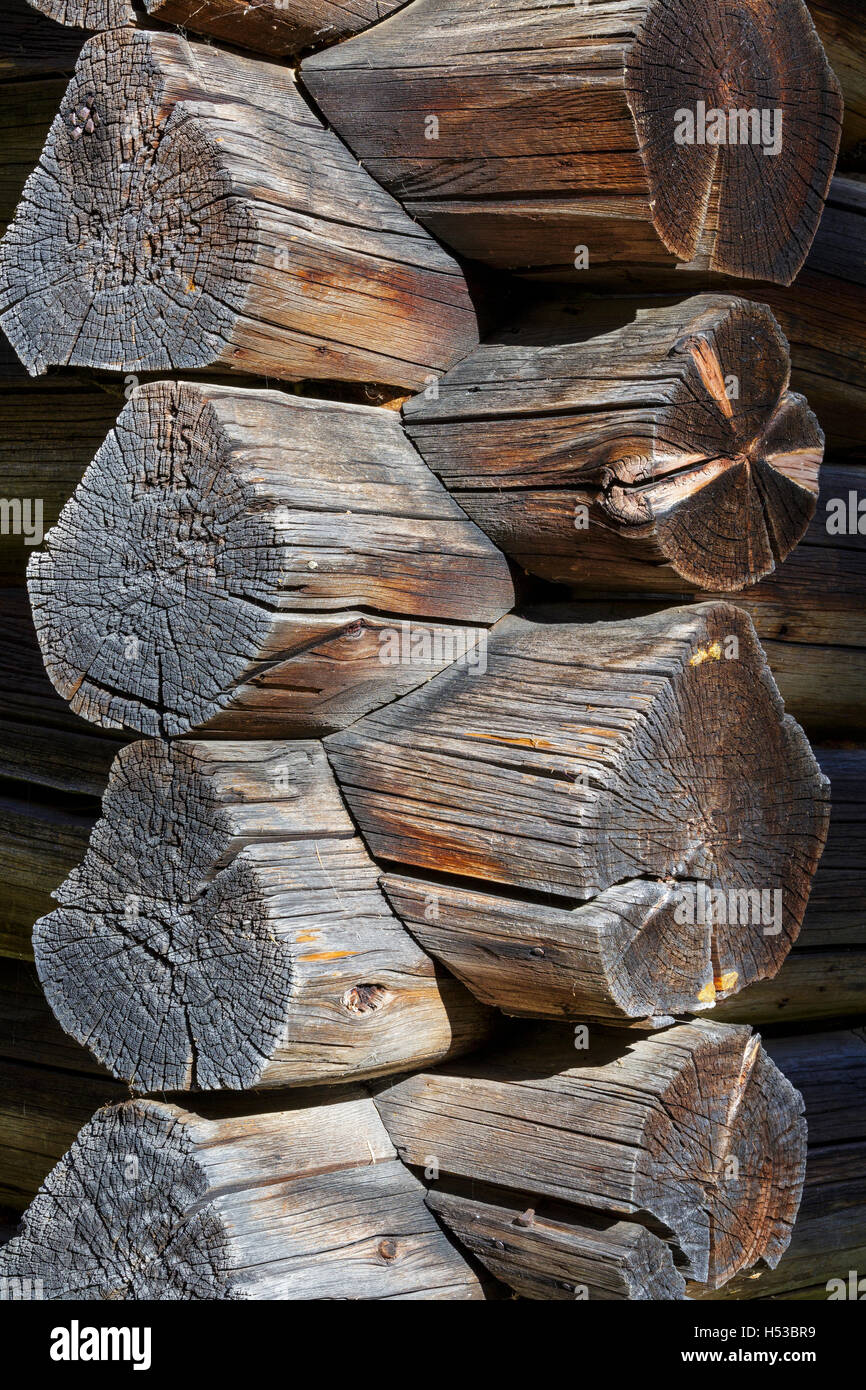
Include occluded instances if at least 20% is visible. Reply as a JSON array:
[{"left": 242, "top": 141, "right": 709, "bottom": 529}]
[
  {"left": 697, "top": 981, "right": 716, "bottom": 1003},
  {"left": 715, "top": 970, "right": 739, "bottom": 993},
  {"left": 689, "top": 640, "right": 723, "bottom": 666},
  {"left": 299, "top": 951, "right": 355, "bottom": 962}
]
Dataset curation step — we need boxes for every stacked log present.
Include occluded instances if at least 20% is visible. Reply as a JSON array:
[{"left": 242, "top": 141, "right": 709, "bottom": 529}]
[{"left": 301, "top": 0, "right": 843, "bottom": 283}]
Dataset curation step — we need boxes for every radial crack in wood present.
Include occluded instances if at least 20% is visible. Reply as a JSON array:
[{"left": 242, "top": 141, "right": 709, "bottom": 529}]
[
  {"left": 374, "top": 1021, "right": 807, "bottom": 1292},
  {"left": 404, "top": 295, "right": 823, "bottom": 593},
  {"left": 27, "top": 381, "right": 513, "bottom": 738},
  {"left": 0, "top": 1091, "right": 486, "bottom": 1298},
  {"left": 301, "top": 0, "right": 842, "bottom": 284},
  {"left": 0, "top": 28, "right": 480, "bottom": 388},
  {"left": 34, "top": 737, "right": 492, "bottom": 1091},
  {"left": 327, "top": 603, "right": 830, "bottom": 1020}
]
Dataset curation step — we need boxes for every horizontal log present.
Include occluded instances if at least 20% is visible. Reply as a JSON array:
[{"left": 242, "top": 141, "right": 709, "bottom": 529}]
[
  {"left": 301, "top": 0, "right": 842, "bottom": 285},
  {"left": 0, "top": 80, "right": 66, "bottom": 238},
  {"left": 144, "top": 0, "right": 407, "bottom": 57},
  {"left": 404, "top": 294, "right": 822, "bottom": 593},
  {"left": 804, "top": 750, "right": 866, "bottom": 947},
  {"left": 711, "top": 949, "right": 866, "bottom": 1025},
  {"left": 0, "top": 791, "right": 96, "bottom": 961},
  {"left": 328, "top": 603, "right": 830, "bottom": 1023},
  {"left": 374, "top": 1020, "right": 807, "bottom": 1294},
  {"left": 0, "top": 1088, "right": 486, "bottom": 1297},
  {"left": 0, "top": 29, "right": 480, "bottom": 390},
  {"left": 35, "top": 737, "right": 492, "bottom": 1091},
  {"left": 0, "top": 958, "right": 110, "bottom": 1075},
  {"left": 808, "top": 1, "right": 866, "bottom": 153},
  {"left": 1, "top": 2, "right": 87, "bottom": 76},
  {"left": 27, "top": 381, "right": 513, "bottom": 737}
]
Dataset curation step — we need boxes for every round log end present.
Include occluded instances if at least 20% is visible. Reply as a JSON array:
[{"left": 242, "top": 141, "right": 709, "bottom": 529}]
[
  {"left": 626, "top": 0, "right": 843, "bottom": 284},
  {"left": 0, "top": 29, "right": 253, "bottom": 375},
  {"left": 27, "top": 0, "right": 135, "bottom": 29}
]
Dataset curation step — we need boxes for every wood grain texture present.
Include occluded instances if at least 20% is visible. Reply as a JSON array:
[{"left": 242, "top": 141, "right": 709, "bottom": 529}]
[
  {"left": 0, "top": 957, "right": 112, "bottom": 1076},
  {"left": 27, "top": 381, "right": 513, "bottom": 738},
  {"left": 145, "top": 0, "right": 408, "bottom": 57},
  {"left": 34, "top": 737, "right": 492, "bottom": 1091},
  {"left": 0, "top": 792, "right": 96, "bottom": 961},
  {"left": 26, "top": 0, "right": 133, "bottom": 28},
  {"left": 808, "top": 1, "right": 866, "bottom": 153},
  {"left": 404, "top": 295, "right": 822, "bottom": 593},
  {"left": 0, "top": 1090, "right": 486, "bottom": 1297},
  {"left": 0, "top": 28, "right": 480, "bottom": 390},
  {"left": 1, "top": 1, "right": 87, "bottom": 76},
  {"left": 374, "top": 1021, "right": 807, "bottom": 1293},
  {"left": 302, "top": 0, "right": 842, "bottom": 284},
  {"left": 328, "top": 604, "right": 830, "bottom": 1021}
]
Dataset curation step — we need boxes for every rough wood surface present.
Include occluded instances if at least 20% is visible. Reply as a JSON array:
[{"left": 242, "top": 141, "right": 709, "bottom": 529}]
[
  {"left": 301, "top": 0, "right": 842, "bottom": 284},
  {"left": 145, "top": 0, "right": 408, "bottom": 57},
  {"left": 374, "top": 1021, "right": 807, "bottom": 1293},
  {"left": 0, "top": 1090, "right": 486, "bottom": 1298},
  {"left": 0, "top": 792, "right": 96, "bottom": 961},
  {"left": 328, "top": 604, "right": 830, "bottom": 1021},
  {"left": 404, "top": 295, "right": 822, "bottom": 593},
  {"left": 27, "top": 381, "right": 513, "bottom": 738},
  {"left": 26, "top": 0, "right": 134, "bottom": 27},
  {"left": 0, "top": 80, "right": 66, "bottom": 238},
  {"left": 808, "top": 1, "right": 866, "bottom": 153},
  {"left": 0, "top": 29, "right": 480, "bottom": 389},
  {"left": 35, "top": 737, "right": 492, "bottom": 1091},
  {"left": 0, "top": 958, "right": 111, "bottom": 1076}
]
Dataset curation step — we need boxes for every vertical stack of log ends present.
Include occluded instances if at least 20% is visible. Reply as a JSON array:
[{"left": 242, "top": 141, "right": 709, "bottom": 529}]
[{"left": 0, "top": 0, "right": 859, "bottom": 1305}]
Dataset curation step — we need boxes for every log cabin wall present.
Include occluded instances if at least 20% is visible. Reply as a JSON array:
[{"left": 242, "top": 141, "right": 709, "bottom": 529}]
[{"left": 0, "top": 0, "right": 863, "bottom": 1307}]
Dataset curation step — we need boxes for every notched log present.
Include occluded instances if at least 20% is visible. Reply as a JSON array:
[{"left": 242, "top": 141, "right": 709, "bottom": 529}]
[
  {"left": 27, "top": 381, "right": 513, "bottom": 738},
  {"left": 404, "top": 295, "right": 823, "bottom": 593},
  {"left": 0, "top": 28, "right": 479, "bottom": 389},
  {"left": 34, "top": 738, "right": 492, "bottom": 1091}
]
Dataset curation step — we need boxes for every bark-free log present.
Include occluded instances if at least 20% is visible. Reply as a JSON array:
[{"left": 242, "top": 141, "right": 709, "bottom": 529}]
[
  {"left": 0, "top": 1091, "right": 486, "bottom": 1298},
  {"left": 0, "top": 28, "right": 479, "bottom": 389},
  {"left": 35, "top": 738, "right": 491, "bottom": 1091},
  {"left": 375, "top": 1021, "right": 807, "bottom": 1292},
  {"left": 301, "top": 0, "right": 842, "bottom": 284},
  {"left": 0, "top": 791, "right": 96, "bottom": 961},
  {"left": 404, "top": 295, "right": 823, "bottom": 593},
  {"left": 0, "top": 80, "right": 66, "bottom": 238},
  {"left": 144, "top": 0, "right": 407, "bottom": 57},
  {"left": 1, "top": 2, "right": 87, "bottom": 77},
  {"left": 808, "top": 2, "right": 866, "bottom": 153},
  {"left": 28, "top": 381, "right": 513, "bottom": 738},
  {"left": 0, "top": 958, "right": 112, "bottom": 1076},
  {"left": 25, "top": 0, "right": 133, "bottom": 28},
  {"left": 329, "top": 603, "right": 830, "bottom": 1023}
]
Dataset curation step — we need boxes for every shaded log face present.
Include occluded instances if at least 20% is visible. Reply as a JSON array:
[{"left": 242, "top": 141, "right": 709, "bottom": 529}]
[
  {"left": 301, "top": 0, "right": 842, "bottom": 284},
  {"left": 375, "top": 1022, "right": 808, "bottom": 1291},
  {"left": 144, "top": 0, "right": 408, "bottom": 57},
  {"left": 27, "top": 0, "right": 133, "bottom": 27},
  {"left": 405, "top": 296, "right": 823, "bottom": 592},
  {"left": 27, "top": 381, "right": 513, "bottom": 737},
  {"left": 327, "top": 603, "right": 830, "bottom": 1017},
  {"left": 0, "top": 29, "right": 478, "bottom": 387},
  {"left": 34, "top": 738, "right": 490, "bottom": 1091}
]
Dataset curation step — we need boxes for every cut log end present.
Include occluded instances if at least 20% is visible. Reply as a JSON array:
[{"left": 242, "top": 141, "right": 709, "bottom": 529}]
[
  {"left": 626, "top": 0, "right": 843, "bottom": 284},
  {"left": 27, "top": 0, "right": 133, "bottom": 28}
]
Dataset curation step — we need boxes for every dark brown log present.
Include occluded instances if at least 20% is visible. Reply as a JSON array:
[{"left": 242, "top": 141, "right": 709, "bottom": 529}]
[
  {"left": 1, "top": 1, "right": 87, "bottom": 77},
  {"left": 0, "top": 29, "right": 480, "bottom": 390},
  {"left": 404, "top": 295, "right": 822, "bottom": 593},
  {"left": 34, "top": 737, "right": 492, "bottom": 1091},
  {"left": 329, "top": 603, "right": 830, "bottom": 1024},
  {"left": 0, "top": 792, "right": 96, "bottom": 961},
  {"left": 0, "top": 958, "right": 111, "bottom": 1075},
  {"left": 374, "top": 1021, "right": 807, "bottom": 1294},
  {"left": 0, "top": 80, "right": 66, "bottom": 238},
  {"left": 301, "top": 0, "right": 842, "bottom": 285},
  {"left": 27, "top": 381, "right": 513, "bottom": 738},
  {"left": 0, "top": 1089, "right": 486, "bottom": 1298},
  {"left": 808, "top": 2, "right": 866, "bottom": 154},
  {"left": 804, "top": 750, "right": 866, "bottom": 948},
  {"left": 144, "top": 0, "right": 407, "bottom": 57}
]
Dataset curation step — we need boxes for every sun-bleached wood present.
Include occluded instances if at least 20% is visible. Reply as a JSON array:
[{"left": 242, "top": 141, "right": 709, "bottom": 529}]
[
  {"left": 328, "top": 603, "right": 830, "bottom": 1022},
  {"left": 374, "top": 1021, "right": 807, "bottom": 1293},
  {"left": 301, "top": 0, "right": 842, "bottom": 285},
  {"left": 35, "top": 738, "right": 492, "bottom": 1091},
  {"left": 28, "top": 382, "right": 513, "bottom": 738},
  {"left": 0, "top": 29, "right": 480, "bottom": 389},
  {"left": 26, "top": 0, "right": 133, "bottom": 27},
  {"left": 0, "top": 1090, "right": 486, "bottom": 1298},
  {"left": 404, "top": 295, "right": 823, "bottom": 593},
  {"left": 145, "top": 0, "right": 407, "bottom": 57}
]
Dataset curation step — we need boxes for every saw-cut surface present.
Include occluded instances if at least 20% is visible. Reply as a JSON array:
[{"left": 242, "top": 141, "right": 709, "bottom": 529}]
[
  {"left": 34, "top": 738, "right": 491, "bottom": 1091},
  {"left": 302, "top": 0, "right": 842, "bottom": 284},
  {"left": 0, "top": 29, "right": 479, "bottom": 388},
  {"left": 404, "top": 295, "right": 823, "bottom": 593}
]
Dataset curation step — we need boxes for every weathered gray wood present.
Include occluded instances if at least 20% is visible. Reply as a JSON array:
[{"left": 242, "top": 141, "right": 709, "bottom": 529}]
[
  {"left": 26, "top": 0, "right": 133, "bottom": 27},
  {"left": 328, "top": 604, "right": 830, "bottom": 1021},
  {"left": 27, "top": 381, "right": 513, "bottom": 738},
  {"left": 0, "top": 958, "right": 111, "bottom": 1076},
  {"left": 144, "top": 0, "right": 408, "bottom": 57},
  {"left": 35, "top": 737, "right": 492, "bottom": 1091},
  {"left": 0, "top": 1090, "right": 486, "bottom": 1298},
  {"left": 0, "top": 29, "right": 480, "bottom": 390},
  {"left": 404, "top": 295, "right": 822, "bottom": 593},
  {"left": 301, "top": 0, "right": 842, "bottom": 285},
  {"left": 374, "top": 1020, "right": 807, "bottom": 1293},
  {"left": 712, "top": 949, "right": 866, "bottom": 1025},
  {"left": 0, "top": 80, "right": 66, "bottom": 239}
]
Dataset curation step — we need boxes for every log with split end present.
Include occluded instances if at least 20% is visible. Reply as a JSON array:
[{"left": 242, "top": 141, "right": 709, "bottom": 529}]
[
  {"left": 0, "top": 1090, "right": 487, "bottom": 1299},
  {"left": 404, "top": 295, "right": 823, "bottom": 593},
  {"left": 34, "top": 738, "right": 492, "bottom": 1092},
  {"left": 373, "top": 1021, "right": 807, "bottom": 1295},
  {"left": 0, "top": 28, "right": 480, "bottom": 388},
  {"left": 27, "top": 381, "right": 513, "bottom": 738},
  {"left": 301, "top": 0, "right": 842, "bottom": 284},
  {"left": 327, "top": 603, "right": 830, "bottom": 1023}
]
